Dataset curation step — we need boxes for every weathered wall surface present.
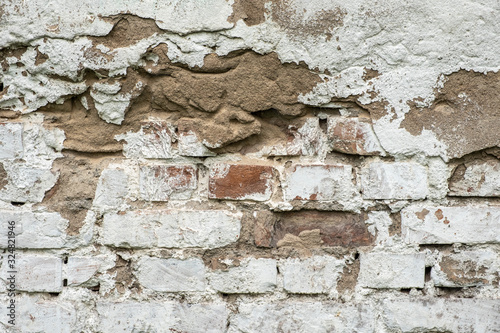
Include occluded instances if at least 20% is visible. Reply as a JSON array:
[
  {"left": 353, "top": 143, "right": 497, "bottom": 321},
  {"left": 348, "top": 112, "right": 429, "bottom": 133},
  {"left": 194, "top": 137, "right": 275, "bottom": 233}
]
[{"left": 0, "top": 0, "right": 500, "bottom": 332}]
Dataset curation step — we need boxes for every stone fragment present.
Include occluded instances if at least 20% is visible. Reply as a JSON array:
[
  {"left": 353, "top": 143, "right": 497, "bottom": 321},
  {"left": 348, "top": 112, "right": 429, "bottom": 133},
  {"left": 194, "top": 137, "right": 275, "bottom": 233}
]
[
  {"left": 136, "top": 257, "right": 206, "bottom": 292},
  {"left": 401, "top": 206, "right": 500, "bottom": 244},
  {"left": 358, "top": 253, "right": 425, "bottom": 289},
  {"left": 327, "top": 116, "right": 383, "bottom": 155},
  {"left": 139, "top": 164, "right": 197, "bottom": 201},
  {"left": 279, "top": 256, "right": 345, "bottom": 294},
  {"left": 449, "top": 160, "right": 500, "bottom": 196},
  {"left": 283, "top": 164, "right": 356, "bottom": 201},
  {"left": 101, "top": 210, "right": 241, "bottom": 249},
  {"left": 361, "top": 162, "right": 428, "bottom": 199},
  {"left": 209, "top": 164, "right": 274, "bottom": 201},
  {"left": 209, "top": 258, "right": 277, "bottom": 294}
]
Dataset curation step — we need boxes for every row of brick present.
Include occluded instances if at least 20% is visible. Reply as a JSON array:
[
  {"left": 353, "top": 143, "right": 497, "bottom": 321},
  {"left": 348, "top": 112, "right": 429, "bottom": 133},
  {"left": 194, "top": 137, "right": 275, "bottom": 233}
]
[
  {"left": 3, "top": 250, "right": 499, "bottom": 294},
  {"left": 1, "top": 206, "right": 500, "bottom": 250},
  {"left": 2, "top": 296, "right": 500, "bottom": 332}
]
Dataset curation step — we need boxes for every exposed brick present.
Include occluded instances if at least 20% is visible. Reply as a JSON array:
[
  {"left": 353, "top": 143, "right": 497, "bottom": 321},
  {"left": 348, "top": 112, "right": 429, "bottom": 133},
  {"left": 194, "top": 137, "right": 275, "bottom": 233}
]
[
  {"left": 0, "top": 122, "right": 23, "bottom": 159},
  {"left": 0, "top": 211, "right": 68, "bottom": 249},
  {"left": 358, "top": 253, "right": 425, "bottom": 289},
  {"left": 449, "top": 160, "right": 500, "bottom": 196},
  {"left": 273, "top": 211, "right": 374, "bottom": 247},
  {"left": 361, "top": 162, "right": 428, "bottom": 199},
  {"left": 432, "top": 250, "right": 500, "bottom": 287},
  {"left": 229, "top": 302, "right": 375, "bottom": 332},
  {"left": 253, "top": 210, "right": 275, "bottom": 248},
  {"left": 283, "top": 164, "right": 357, "bottom": 201},
  {"left": 383, "top": 299, "right": 500, "bottom": 332},
  {"left": 209, "top": 258, "right": 277, "bottom": 294},
  {"left": 1, "top": 256, "right": 62, "bottom": 292},
  {"left": 279, "top": 256, "right": 345, "bottom": 294},
  {"left": 327, "top": 116, "right": 383, "bottom": 155},
  {"left": 139, "top": 164, "right": 197, "bottom": 201},
  {"left": 136, "top": 257, "right": 206, "bottom": 292},
  {"left": 67, "top": 256, "right": 100, "bottom": 286},
  {"left": 401, "top": 206, "right": 500, "bottom": 244},
  {"left": 101, "top": 210, "right": 241, "bottom": 249},
  {"left": 209, "top": 164, "right": 274, "bottom": 201},
  {"left": 177, "top": 123, "right": 216, "bottom": 157}
]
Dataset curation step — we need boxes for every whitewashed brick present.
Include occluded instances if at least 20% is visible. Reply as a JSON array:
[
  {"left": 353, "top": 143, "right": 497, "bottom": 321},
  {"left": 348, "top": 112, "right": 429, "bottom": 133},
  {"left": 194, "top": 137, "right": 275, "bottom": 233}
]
[
  {"left": 327, "top": 116, "right": 384, "bottom": 155},
  {"left": 0, "top": 123, "right": 23, "bottom": 159},
  {"left": 383, "top": 299, "right": 500, "bottom": 332},
  {"left": 93, "top": 168, "right": 129, "bottom": 211},
  {"left": 229, "top": 302, "right": 375, "bottom": 333},
  {"left": 209, "top": 258, "right": 277, "bottom": 294},
  {"left": 279, "top": 256, "right": 345, "bottom": 294},
  {"left": 0, "top": 164, "right": 58, "bottom": 203},
  {"left": 67, "top": 256, "right": 100, "bottom": 286},
  {"left": 139, "top": 164, "right": 197, "bottom": 201},
  {"left": 401, "top": 206, "right": 500, "bottom": 244},
  {"left": 0, "top": 295, "right": 76, "bottom": 332},
  {"left": 358, "top": 253, "right": 425, "bottom": 289},
  {"left": 283, "top": 164, "right": 357, "bottom": 201},
  {"left": 136, "top": 257, "right": 206, "bottom": 292},
  {"left": 97, "top": 302, "right": 227, "bottom": 333},
  {"left": 178, "top": 130, "right": 216, "bottom": 157},
  {"left": 116, "top": 121, "right": 173, "bottom": 158},
  {"left": 101, "top": 210, "right": 241, "bottom": 249},
  {"left": 361, "top": 162, "right": 428, "bottom": 199},
  {"left": 1, "top": 256, "right": 62, "bottom": 292},
  {"left": 0, "top": 211, "right": 68, "bottom": 249},
  {"left": 449, "top": 160, "right": 500, "bottom": 196}
]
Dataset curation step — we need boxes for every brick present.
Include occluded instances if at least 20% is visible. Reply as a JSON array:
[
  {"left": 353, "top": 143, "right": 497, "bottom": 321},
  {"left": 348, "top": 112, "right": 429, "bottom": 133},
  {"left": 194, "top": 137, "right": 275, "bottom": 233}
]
[
  {"left": 431, "top": 250, "right": 500, "bottom": 287},
  {"left": 283, "top": 164, "right": 357, "bottom": 201},
  {"left": 97, "top": 302, "right": 228, "bottom": 333},
  {"left": 279, "top": 256, "right": 345, "bottom": 294},
  {"left": 209, "top": 258, "right": 277, "bottom": 294},
  {"left": 101, "top": 210, "right": 241, "bottom": 249},
  {"left": 178, "top": 128, "right": 216, "bottom": 157},
  {"left": 253, "top": 210, "right": 275, "bottom": 247},
  {"left": 93, "top": 168, "right": 129, "bottom": 211},
  {"left": 358, "top": 253, "right": 425, "bottom": 289},
  {"left": 139, "top": 164, "right": 197, "bottom": 201},
  {"left": 361, "top": 162, "right": 428, "bottom": 199},
  {"left": 121, "top": 121, "right": 174, "bottom": 158},
  {"left": 136, "top": 257, "right": 206, "bottom": 292},
  {"left": 273, "top": 211, "right": 374, "bottom": 247},
  {"left": 208, "top": 164, "right": 274, "bottom": 201},
  {"left": 449, "top": 160, "right": 500, "bottom": 196},
  {"left": 67, "top": 256, "right": 100, "bottom": 286},
  {"left": 0, "top": 122, "right": 23, "bottom": 159},
  {"left": 0, "top": 295, "right": 76, "bottom": 332},
  {"left": 383, "top": 299, "right": 500, "bottom": 332},
  {"left": 1, "top": 256, "right": 62, "bottom": 292},
  {"left": 228, "top": 302, "right": 375, "bottom": 333},
  {"left": 0, "top": 211, "right": 68, "bottom": 249},
  {"left": 327, "top": 116, "right": 383, "bottom": 155},
  {"left": 0, "top": 164, "right": 58, "bottom": 203},
  {"left": 401, "top": 206, "right": 500, "bottom": 244}
]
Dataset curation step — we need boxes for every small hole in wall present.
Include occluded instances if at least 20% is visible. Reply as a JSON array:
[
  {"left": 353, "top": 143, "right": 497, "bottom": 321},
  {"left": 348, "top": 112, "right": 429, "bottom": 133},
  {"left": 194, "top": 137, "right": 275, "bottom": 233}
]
[
  {"left": 354, "top": 252, "right": 360, "bottom": 260},
  {"left": 221, "top": 293, "right": 229, "bottom": 298},
  {"left": 49, "top": 292, "right": 60, "bottom": 297},
  {"left": 63, "top": 279, "right": 68, "bottom": 287},
  {"left": 400, "top": 288, "right": 411, "bottom": 294},
  {"left": 88, "top": 284, "right": 100, "bottom": 292},
  {"left": 0, "top": 83, "right": 3, "bottom": 92},
  {"left": 11, "top": 202, "right": 25, "bottom": 206},
  {"left": 425, "top": 266, "right": 432, "bottom": 282},
  {"left": 63, "top": 256, "right": 68, "bottom": 264}
]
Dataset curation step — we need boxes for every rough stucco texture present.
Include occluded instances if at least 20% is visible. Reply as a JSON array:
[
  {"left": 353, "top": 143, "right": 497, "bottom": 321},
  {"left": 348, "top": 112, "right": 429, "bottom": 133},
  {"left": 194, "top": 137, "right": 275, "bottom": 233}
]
[{"left": 1, "top": 0, "right": 500, "bottom": 332}]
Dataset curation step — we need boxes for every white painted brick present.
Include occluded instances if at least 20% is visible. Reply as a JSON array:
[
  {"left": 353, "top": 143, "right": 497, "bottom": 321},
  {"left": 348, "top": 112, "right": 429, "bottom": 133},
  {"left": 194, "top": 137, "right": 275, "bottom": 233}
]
[
  {"left": 0, "top": 295, "right": 77, "bottom": 332},
  {"left": 0, "top": 122, "right": 23, "bottom": 159},
  {"left": 401, "top": 206, "right": 500, "bottom": 244},
  {"left": 67, "top": 256, "right": 100, "bottom": 286},
  {"left": 139, "top": 164, "right": 197, "bottom": 201},
  {"left": 1, "top": 256, "right": 62, "bottom": 292},
  {"left": 136, "top": 257, "right": 206, "bottom": 292},
  {"left": 0, "top": 164, "right": 58, "bottom": 203},
  {"left": 116, "top": 121, "right": 173, "bottom": 158},
  {"left": 361, "top": 162, "right": 428, "bottom": 199},
  {"left": 101, "top": 210, "right": 241, "bottom": 249},
  {"left": 0, "top": 211, "right": 68, "bottom": 249},
  {"left": 279, "top": 256, "right": 345, "bottom": 294},
  {"left": 209, "top": 258, "right": 277, "bottom": 294},
  {"left": 358, "top": 253, "right": 425, "bottom": 289},
  {"left": 383, "top": 299, "right": 500, "bottom": 332},
  {"left": 93, "top": 168, "right": 129, "bottom": 211},
  {"left": 178, "top": 130, "right": 216, "bottom": 157},
  {"left": 228, "top": 302, "right": 375, "bottom": 333},
  {"left": 283, "top": 164, "right": 357, "bottom": 201},
  {"left": 449, "top": 160, "right": 500, "bottom": 196},
  {"left": 97, "top": 302, "right": 228, "bottom": 333},
  {"left": 327, "top": 116, "right": 384, "bottom": 155}
]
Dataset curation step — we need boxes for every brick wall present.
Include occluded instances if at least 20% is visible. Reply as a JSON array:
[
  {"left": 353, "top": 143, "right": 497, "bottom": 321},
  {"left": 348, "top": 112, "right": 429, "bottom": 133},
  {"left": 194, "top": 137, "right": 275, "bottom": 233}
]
[{"left": 1, "top": 1, "right": 500, "bottom": 332}]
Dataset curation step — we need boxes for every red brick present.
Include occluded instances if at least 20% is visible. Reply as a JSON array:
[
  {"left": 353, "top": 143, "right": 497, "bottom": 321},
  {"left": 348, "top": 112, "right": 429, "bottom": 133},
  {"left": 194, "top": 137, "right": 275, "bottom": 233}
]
[
  {"left": 209, "top": 164, "right": 275, "bottom": 201},
  {"left": 327, "top": 117, "right": 383, "bottom": 155}
]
